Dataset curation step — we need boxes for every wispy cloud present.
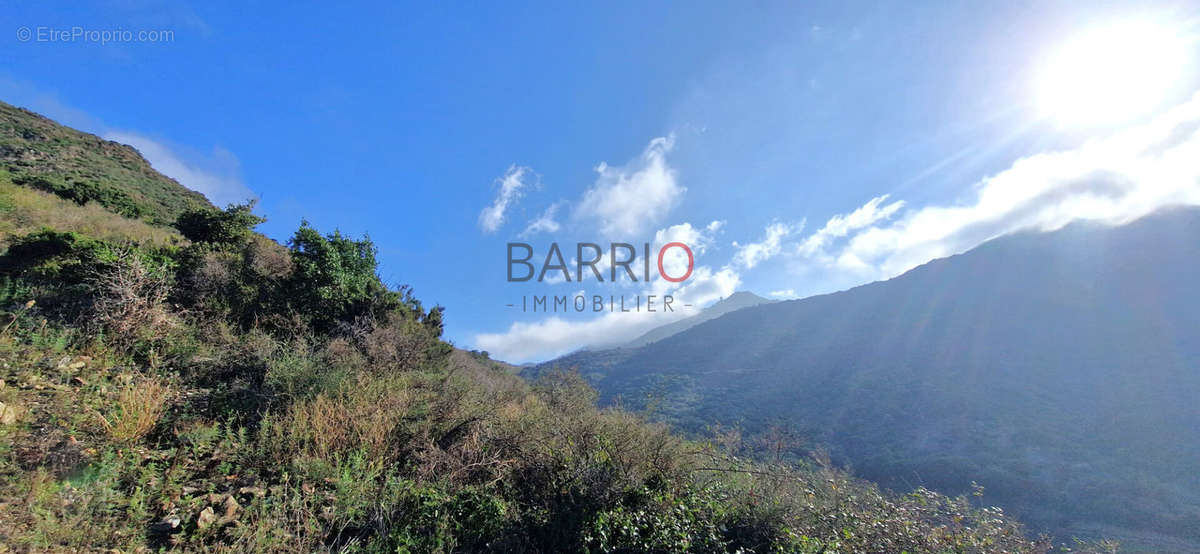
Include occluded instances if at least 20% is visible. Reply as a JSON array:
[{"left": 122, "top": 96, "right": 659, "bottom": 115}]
[
  {"left": 479, "top": 165, "right": 537, "bottom": 234},
  {"left": 575, "top": 135, "right": 684, "bottom": 237},
  {"left": 519, "top": 201, "right": 563, "bottom": 238},
  {"left": 792, "top": 91, "right": 1200, "bottom": 288},
  {"left": 732, "top": 221, "right": 802, "bottom": 269},
  {"left": 796, "top": 195, "right": 903, "bottom": 257},
  {"left": 769, "top": 289, "right": 797, "bottom": 299},
  {"left": 103, "top": 131, "right": 255, "bottom": 207}
]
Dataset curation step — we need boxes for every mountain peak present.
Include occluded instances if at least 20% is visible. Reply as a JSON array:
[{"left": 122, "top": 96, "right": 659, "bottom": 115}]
[
  {"left": 622, "top": 290, "right": 774, "bottom": 348},
  {"left": 716, "top": 291, "right": 769, "bottom": 305}
]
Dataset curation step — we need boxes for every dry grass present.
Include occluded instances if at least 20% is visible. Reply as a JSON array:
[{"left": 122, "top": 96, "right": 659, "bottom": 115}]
[
  {"left": 97, "top": 377, "right": 171, "bottom": 443},
  {"left": 266, "top": 373, "right": 422, "bottom": 463},
  {"left": 0, "top": 177, "right": 181, "bottom": 248}
]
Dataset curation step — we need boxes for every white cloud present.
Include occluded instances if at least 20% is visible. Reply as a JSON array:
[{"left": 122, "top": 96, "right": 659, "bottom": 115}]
[
  {"left": 575, "top": 135, "right": 684, "bottom": 237},
  {"left": 474, "top": 262, "right": 741, "bottom": 362},
  {"left": 796, "top": 195, "right": 904, "bottom": 257},
  {"left": 769, "top": 289, "right": 797, "bottom": 299},
  {"left": 519, "top": 202, "right": 563, "bottom": 238},
  {"left": 103, "top": 131, "right": 255, "bottom": 207},
  {"left": 475, "top": 311, "right": 671, "bottom": 363},
  {"left": 732, "top": 221, "right": 801, "bottom": 269},
  {"left": 474, "top": 218, "right": 737, "bottom": 362},
  {"left": 652, "top": 221, "right": 718, "bottom": 281},
  {"left": 794, "top": 90, "right": 1200, "bottom": 288},
  {"left": 479, "top": 165, "right": 537, "bottom": 233}
]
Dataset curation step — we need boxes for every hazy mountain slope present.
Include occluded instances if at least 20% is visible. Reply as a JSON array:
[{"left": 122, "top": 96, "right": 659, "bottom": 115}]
[
  {"left": 625, "top": 290, "right": 774, "bottom": 347},
  {"left": 537, "top": 208, "right": 1200, "bottom": 548},
  {"left": 0, "top": 101, "right": 212, "bottom": 225}
]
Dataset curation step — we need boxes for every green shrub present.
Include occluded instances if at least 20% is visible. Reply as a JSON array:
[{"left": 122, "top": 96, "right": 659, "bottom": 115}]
[
  {"left": 285, "top": 221, "right": 400, "bottom": 333},
  {"left": 173, "top": 203, "right": 264, "bottom": 245}
]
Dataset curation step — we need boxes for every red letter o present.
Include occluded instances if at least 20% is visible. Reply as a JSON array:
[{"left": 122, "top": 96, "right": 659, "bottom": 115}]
[{"left": 657, "top": 242, "right": 693, "bottom": 283}]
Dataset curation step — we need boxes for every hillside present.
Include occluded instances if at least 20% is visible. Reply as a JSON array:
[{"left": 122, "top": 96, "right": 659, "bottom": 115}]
[
  {"left": 0, "top": 101, "right": 212, "bottom": 225},
  {"left": 0, "top": 104, "right": 1088, "bottom": 552},
  {"left": 535, "top": 208, "right": 1200, "bottom": 550}
]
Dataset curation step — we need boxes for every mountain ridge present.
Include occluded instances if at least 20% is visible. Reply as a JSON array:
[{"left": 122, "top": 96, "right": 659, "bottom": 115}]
[
  {"left": 535, "top": 207, "right": 1200, "bottom": 549},
  {"left": 623, "top": 290, "right": 775, "bottom": 348}
]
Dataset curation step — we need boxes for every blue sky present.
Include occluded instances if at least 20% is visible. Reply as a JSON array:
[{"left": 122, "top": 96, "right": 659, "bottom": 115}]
[{"left": 4, "top": 1, "right": 1200, "bottom": 361}]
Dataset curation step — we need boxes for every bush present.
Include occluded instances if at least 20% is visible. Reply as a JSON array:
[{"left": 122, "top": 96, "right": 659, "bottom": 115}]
[
  {"left": 87, "top": 247, "right": 179, "bottom": 353},
  {"left": 0, "top": 229, "right": 176, "bottom": 322},
  {"left": 173, "top": 203, "right": 264, "bottom": 245},
  {"left": 285, "top": 221, "right": 401, "bottom": 333},
  {"left": 174, "top": 237, "right": 292, "bottom": 330}
]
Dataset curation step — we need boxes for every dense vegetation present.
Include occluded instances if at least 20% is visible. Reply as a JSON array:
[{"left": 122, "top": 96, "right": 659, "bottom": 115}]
[
  {"left": 537, "top": 211, "right": 1200, "bottom": 551},
  {"left": 0, "top": 104, "right": 1115, "bottom": 552}
]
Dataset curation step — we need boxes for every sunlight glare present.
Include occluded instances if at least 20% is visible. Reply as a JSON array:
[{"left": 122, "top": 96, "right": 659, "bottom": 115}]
[{"left": 1036, "top": 21, "right": 1189, "bottom": 127}]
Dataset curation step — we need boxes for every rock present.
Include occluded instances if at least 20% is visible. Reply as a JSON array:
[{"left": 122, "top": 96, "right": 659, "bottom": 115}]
[
  {"left": 206, "top": 492, "right": 223, "bottom": 504},
  {"left": 164, "top": 515, "right": 181, "bottom": 528},
  {"left": 67, "top": 361, "right": 86, "bottom": 370},
  {"left": 70, "top": 376, "right": 86, "bottom": 387},
  {"left": 0, "top": 402, "right": 18, "bottom": 425},
  {"left": 222, "top": 495, "right": 240, "bottom": 518},
  {"left": 238, "top": 486, "right": 267, "bottom": 498},
  {"left": 196, "top": 506, "right": 217, "bottom": 529}
]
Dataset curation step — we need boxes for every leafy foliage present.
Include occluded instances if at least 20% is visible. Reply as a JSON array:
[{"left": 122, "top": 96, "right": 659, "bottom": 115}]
[{"left": 173, "top": 203, "right": 264, "bottom": 245}]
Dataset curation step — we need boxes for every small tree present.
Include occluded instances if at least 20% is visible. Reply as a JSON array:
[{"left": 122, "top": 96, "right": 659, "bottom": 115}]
[
  {"left": 174, "top": 202, "right": 264, "bottom": 245},
  {"left": 286, "top": 221, "right": 399, "bottom": 333}
]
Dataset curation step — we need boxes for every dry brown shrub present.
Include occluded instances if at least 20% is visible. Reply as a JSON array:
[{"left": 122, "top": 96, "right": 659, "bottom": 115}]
[
  {"left": 97, "top": 377, "right": 171, "bottom": 443},
  {"left": 350, "top": 317, "right": 434, "bottom": 373},
  {"left": 87, "top": 249, "right": 179, "bottom": 350},
  {"left": 319, "top": 337, "right": 366, "bottom": 371},
  {"left": 190, "top": 250, "right": 237, "bottom": 296},
  {"left": 245, "top": 236, "right": 292, "bottom": 279},
  {"left": 271, "top": 374, "right": 421, "bottom": 463},
  {"left": 414, "top": 424, "right": 517, "bottom": 487}
]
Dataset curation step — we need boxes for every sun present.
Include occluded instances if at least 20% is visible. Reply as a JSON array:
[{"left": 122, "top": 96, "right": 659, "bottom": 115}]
[{"left": 1036, "top": 21, "right": 1189, "bottom": 127}]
